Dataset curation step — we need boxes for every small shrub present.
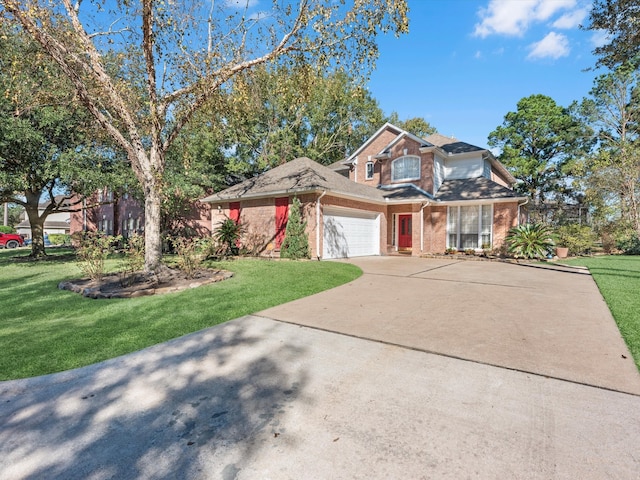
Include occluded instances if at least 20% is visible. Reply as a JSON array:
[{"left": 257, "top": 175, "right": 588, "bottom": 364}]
[
  {"left": 506, "top": 223, "right": 556, "bottom": 260},
  {"left": 444, "top": 247, "right": 457, "bottom": 254},
  {"left": 280, "top": 197, "right": 310, "bottom": 260},
  {"left": 617, "top": 233, "right": 640, "bottom": 255},
  {"left": 48, "top": 234, "right": 71, "bottom": 245},
  {"left": 76, "top": 232, "right": 120, "bottom": 281},
  {"left": 119, "top": 233, "right": 145, "bottom": 286},
  {"left": 555, "top": 224, "right": 597, "bottom": 256},
  {"left": 464, "top": 248, "right": 476, "bottom": 255},
  {"left": 240, "top": 231, "right": 269, "bottom": 256},
  {"left": 172, "top": 236, "right": 204, "bottom": 278},
  {"left": 0, "top": 226, "right": 16, "bottom": 234}
]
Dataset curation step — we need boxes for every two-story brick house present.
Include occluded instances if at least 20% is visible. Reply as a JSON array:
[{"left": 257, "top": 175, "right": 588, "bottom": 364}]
[{"left": 203, "top": 122, "right": 528, "bottom": 259}]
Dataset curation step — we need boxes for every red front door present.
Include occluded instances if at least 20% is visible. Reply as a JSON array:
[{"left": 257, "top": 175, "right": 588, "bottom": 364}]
[
  {"left": 398, "top": 214, "right": 412, "bottom": 249},
  {"left": 275, "top": 197, "right": 289, "bottom": 248}
]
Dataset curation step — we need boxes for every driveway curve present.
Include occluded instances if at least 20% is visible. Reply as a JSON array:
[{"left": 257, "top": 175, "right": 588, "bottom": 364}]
[{"left": 1, "top": 257, "right": 639, "bottom": 479}]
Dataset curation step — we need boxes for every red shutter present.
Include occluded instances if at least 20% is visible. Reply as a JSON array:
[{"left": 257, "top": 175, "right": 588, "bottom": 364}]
[
  {"left": 229, "top": 202, "right": 241, "bottom": 223},
  {"left": 275, "top": 197, "right": 289, "bottom": 248}
]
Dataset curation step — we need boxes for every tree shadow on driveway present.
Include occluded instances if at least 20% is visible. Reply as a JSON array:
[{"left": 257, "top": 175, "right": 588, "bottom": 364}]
[{"left": 0, "top": 317, "right": 309, "bottom": 480}]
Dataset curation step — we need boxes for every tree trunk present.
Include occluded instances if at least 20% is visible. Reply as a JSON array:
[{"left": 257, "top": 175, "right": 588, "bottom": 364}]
[
  {"left": 143, "top": 178, "right": 163, "bottom": 272},
  {"left": 24, "top": 191, "right": 46, "bottom": 258}
]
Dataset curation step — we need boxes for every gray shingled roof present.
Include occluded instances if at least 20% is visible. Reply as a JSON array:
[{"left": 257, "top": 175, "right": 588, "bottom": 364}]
[
  {"left": 435, "top": 177, "right": 521, "bottom": 202},
  {"left": 201, "top": 157, "right": 386, "bottom": 203},
  {"left": 425, "top": 133, "right": 484, "bottom": 154},
  {"left": 326, "top": 159, "right": 350, "bottom": 171},
  {"left": 378, "top": 184, "right": 433, "bottom": 201}
]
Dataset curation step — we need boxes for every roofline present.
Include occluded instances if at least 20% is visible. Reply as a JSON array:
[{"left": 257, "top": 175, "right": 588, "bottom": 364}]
[
  {"left": 381, "top": 131, "right": 432, "bottom": 155},
  {"left": 202, "top": 188, "right": 389, "bottom": 206},
  {"left": 202, "top": 187, "right": 321, "bottom": 204},
  {"left": 345, "top": 122, "right": 404, "bottom": 163},
  {"left": 423, "top": 145, "right": 485, "bottom": 160},
  {"left": 435, "top": 196, "right": 528, "bottom": 206},
  {"left": 378, "top": 183, "right": 435, "bottom": 200}
]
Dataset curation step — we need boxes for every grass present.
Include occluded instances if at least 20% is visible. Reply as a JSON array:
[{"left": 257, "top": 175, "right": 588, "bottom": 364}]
[
  {"left": 564, "top": 255, "right": 640, "bottom": 370},
  {"left": 0, "top": 248, "right": 362, "bottom": 381}
]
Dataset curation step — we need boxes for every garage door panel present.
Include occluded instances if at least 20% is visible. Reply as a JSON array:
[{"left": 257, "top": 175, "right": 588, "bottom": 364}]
[{"left": 323, "top": 208, "right": 379, "bottom": 259}]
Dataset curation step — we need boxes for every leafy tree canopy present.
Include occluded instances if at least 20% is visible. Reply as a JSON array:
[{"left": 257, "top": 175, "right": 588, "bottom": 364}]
[
  {"left": 0, "top": 27, "right": 115, "bottom": 256},
  {"left": 223, "top": 65, "right": 386, "bottom": 171},
  {"left": 576, "top": 62, "right": 640, "bottom": 235},
  {"left": 488, "top": 94, "right": 593, "bottom": 215},
  {"left": 586, "top": 0, "right": 640, "bottom": 68},
  {"left": 386, "top": 112, "right": 437, "bottom": 138}
]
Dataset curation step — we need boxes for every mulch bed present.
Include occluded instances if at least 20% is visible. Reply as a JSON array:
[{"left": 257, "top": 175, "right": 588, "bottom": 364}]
[{"left": 59, "top": 267, "right": 234, "bottom": 299}]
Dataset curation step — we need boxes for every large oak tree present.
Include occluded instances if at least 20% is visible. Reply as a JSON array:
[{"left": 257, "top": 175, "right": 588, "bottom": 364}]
[
  {"left": 0, "top": 27, "right": 106, "bottom": 257},
  {"left": 0, "top": 0, "right": 409, "bottom": 271}
]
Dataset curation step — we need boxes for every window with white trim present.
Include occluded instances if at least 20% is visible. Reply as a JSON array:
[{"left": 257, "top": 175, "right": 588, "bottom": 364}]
[
  {"left": 366, "top": 161, "right": 374, "bottom": 180},
  {"left": 447, "top": 205, "right": 493, "bottom": 250},
  {"left": 391, "top": 155, "right": 420, "bottom": 182}
]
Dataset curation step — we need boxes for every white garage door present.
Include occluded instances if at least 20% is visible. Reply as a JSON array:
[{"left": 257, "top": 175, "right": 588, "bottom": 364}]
[{"left": 323, "top": 207, "right": 380, "bottom": 259}]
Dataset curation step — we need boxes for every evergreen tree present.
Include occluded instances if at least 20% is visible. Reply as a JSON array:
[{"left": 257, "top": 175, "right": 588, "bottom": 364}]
[{"left": 280, "top": 198, "right": 310, "bottom": 260}]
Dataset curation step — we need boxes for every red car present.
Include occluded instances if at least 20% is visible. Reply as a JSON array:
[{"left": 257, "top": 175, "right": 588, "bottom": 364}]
[{"left": 0, "top": 232, "right": 24, "bottom": 249}]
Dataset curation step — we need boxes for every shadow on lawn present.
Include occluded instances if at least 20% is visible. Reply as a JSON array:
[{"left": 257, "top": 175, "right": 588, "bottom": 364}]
[{"left": 0, "top": 319, "right": 309, "bottom": 480}]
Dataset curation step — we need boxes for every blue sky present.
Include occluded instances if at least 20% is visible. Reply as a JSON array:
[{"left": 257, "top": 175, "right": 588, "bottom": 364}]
[{"left": 368, "top": 0, "right": 606, "bottom": 149}]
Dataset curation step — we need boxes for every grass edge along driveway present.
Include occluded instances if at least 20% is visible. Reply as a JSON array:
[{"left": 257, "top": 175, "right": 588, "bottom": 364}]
[
  {"left": 565, "top": 255, "right": 640, "bottom": 371},
  {"left": 0, "top": 251, "right": 361, "bottom": 381}
]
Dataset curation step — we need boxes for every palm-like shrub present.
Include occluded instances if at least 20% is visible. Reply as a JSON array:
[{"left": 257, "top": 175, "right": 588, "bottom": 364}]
[
  {"left": 213, "top": 217, "right": 243, "bottom": 256},
  {"left": 506, "top": 223, "right": 556, "bottom": 259}
]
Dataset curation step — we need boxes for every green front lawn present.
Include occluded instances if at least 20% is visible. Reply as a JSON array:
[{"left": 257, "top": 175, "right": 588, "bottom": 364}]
[
  {"left": 565, "top": 255, "right": 640, "bottom": 370},
  {"left": 0, "top": 249, "right": 361, "bottom": 381}
]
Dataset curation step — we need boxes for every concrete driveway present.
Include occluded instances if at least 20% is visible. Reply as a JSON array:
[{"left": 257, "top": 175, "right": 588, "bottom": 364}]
[
  {"left": 1, "top": 257, "right": 639, "bottom": 479},
  {"left": 262, "top": 256, "right": 640, "bottom": 395}
]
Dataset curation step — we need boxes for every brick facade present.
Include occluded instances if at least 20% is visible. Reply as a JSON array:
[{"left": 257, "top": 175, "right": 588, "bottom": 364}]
[{"left": 493, "top": 202, "right": 519, "bottom": 248}]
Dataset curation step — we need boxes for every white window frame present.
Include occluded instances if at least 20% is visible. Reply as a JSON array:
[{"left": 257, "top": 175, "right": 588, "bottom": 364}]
[
  {"left": 365, "top": 161, "right": 374, "bottom": 180},
  {"left": 391, "top": 155, "right": 421, "bottom": 182},
  {"left": 447, "top": 204, "right": 493, "bottom": 250}
]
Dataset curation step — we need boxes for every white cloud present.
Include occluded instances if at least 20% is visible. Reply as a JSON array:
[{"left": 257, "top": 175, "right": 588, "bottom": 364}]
[
  {"left": 527, "top": 32, "right": 570, "bottom": 59},
  {"left": 475, "top": 50, "right": 483, "bottom": 59},
  {"left": 552, "top": 7, "right": 589, "bottom": 29},
  {"left": 474, "top": 0, "right": 577, "bottom": 38}
]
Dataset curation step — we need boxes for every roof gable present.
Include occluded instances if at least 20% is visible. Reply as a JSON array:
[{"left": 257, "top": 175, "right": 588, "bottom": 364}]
[{"left": 345, "top": 122, "right": 404, "bottom": 163}]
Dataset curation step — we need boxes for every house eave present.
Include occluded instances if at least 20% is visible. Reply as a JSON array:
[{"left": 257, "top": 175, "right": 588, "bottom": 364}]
[
  {"left": 202, "top": 188, "right": 388, "bottom": 206},
  {"left": 202, "top": 187, "right": 323, "bottom": 204},
  {"left": 435, "top": 196, "right": 528, "bottom": 206}
]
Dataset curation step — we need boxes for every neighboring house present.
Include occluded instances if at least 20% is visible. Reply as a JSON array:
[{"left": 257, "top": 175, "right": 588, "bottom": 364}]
[
  {"left": 70, "top": 189, "right": 144, "bottom": 237},
  {"left": 15, "top": 196, "right": 71, "bottom": 240},
  {"left": 202, "top": 123, "right": 528, "bottom": 259},
  {"left": 69, "top": 188, "right": 211, "bottom": 237}
]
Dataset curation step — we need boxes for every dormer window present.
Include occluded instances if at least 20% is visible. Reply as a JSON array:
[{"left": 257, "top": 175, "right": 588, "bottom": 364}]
[
  {"left": 391, "top": 155, "right": 420, "bottom": 182},
  {"left": 365, "top": 161, "right": 374, "bottom": 180}
]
